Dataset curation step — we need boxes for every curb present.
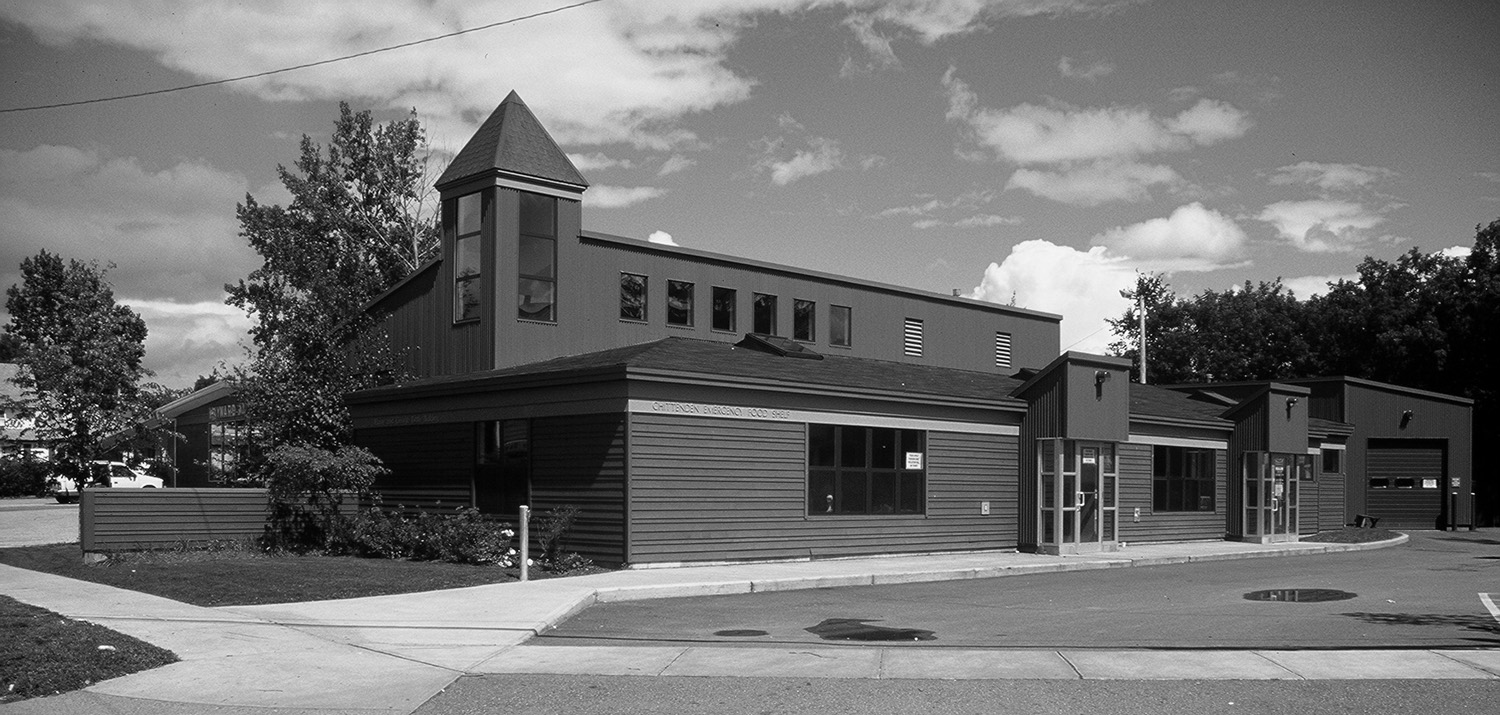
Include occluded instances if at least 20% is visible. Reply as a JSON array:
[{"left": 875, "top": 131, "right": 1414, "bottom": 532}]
[{"left": 561, "top": 533, "right": 1411, "bottom": 630}]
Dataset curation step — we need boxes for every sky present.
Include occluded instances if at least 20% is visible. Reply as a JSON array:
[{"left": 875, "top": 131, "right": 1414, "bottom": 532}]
[{"left": 1, "top": 0, "right": 1496, "bottom": 389}]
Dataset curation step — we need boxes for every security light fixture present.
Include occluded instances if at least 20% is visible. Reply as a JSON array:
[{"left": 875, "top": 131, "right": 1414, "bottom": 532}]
[
  {"left": 1401, "top": 409, "right": 1414, "bottom": 428},
  {"left": 1094, "top": 370, "right": 1111, "bottom": 400}
]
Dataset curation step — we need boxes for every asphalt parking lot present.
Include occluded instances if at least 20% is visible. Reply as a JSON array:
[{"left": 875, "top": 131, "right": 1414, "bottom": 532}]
[
  {"left": 542, "top": 530, "right": 1500, "bottom": 651},
  {"left": 0, "top": 496, "right": 76, "bottom": 547}
]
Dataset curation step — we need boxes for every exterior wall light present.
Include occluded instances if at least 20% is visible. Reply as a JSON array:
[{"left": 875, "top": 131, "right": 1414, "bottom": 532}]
[
  {"left": 1401, "top": 409, "right": 1414, "bottom": 428},
  {"left": 1094, "top": 370, "right": 1111, "bottom": 400},
  {"left": 1286, "top": 396, "right": 1299, "bottom": 418}
]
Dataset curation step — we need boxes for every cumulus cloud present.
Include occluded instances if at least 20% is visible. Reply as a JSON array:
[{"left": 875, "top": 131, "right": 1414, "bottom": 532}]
[
  {"left": 1268, "top": 161, "right": 1396, "bottom": 191},
  {"left": 647, "top": 230, "right": 678, "bottom": 246},
  {"left": 657, "top": 154, "right": 696, "bottom": 176},
  {"left": 1258, "top": 199, "right": 1385, "bottom": 253},
  {"left": 1280, "top": 274, "right": 1354, "bottom": 299},
  {"left": 1092, "top": 202, "right": 1249, "bottom": 271},
  {"left": 944, "top": 68, "right": 1248, "bottom": 205},
  {"left": 587, "top": 185, "right": 668, "bottom": 208},
  {"left": 1058, "top": 56, "right": 1114, "bottom": 81},
  {"left": 1006, "top": 160, "right": 1183, "bottom": 206},
  {"left": 966, "top": 239, "right": 1136, "bottom": 353},
  {"left": 1, "top": 1, "right": 1129, "bottom": 157},
  {"left": 567, "top": 152, "right": 632, "bottom": 172},
  {"left": 119, "top": 298, "right": 251, "bottom": 387}
]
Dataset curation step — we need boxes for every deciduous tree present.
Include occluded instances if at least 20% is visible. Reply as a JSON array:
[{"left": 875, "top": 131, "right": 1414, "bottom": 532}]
[{"left": 4, "top": 251, "right": 148, "bottom": 482}]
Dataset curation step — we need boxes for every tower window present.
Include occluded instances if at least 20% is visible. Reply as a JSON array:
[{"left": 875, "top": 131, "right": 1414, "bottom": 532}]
[
  {"left": 793, "top": 299, "right": 815, "bottom": 342},
  {"left": 453, "top": 191, "right": 483, "bottom": 322},
  {"left": 753, "top": 293, "right": 777, "bottom": 335},
  {"left": 620, "top": 273, "right": 647, "bottom": 321},
  {"left": 517, "top": 192, "right": 556, "bottom": 322},
  {"left": 830, "top": 305, "right": 851, "bottom": 347}
]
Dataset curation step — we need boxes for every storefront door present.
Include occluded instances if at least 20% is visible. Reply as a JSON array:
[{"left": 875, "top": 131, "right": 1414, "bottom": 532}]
[
  {"left": 1242, "top": 452, "right": 1304, "bottom": 543},
  {"left": 1038, "top": 439, "right": 1118, "bottom": 554}
]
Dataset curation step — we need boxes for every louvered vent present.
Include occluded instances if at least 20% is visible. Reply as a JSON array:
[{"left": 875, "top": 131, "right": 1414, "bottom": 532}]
[
  {"left": 903, "top": 318, "right": 924, "bottom": 357},
  {"left": 995, "top": 331, "right": 1013, "bottom": 369}
]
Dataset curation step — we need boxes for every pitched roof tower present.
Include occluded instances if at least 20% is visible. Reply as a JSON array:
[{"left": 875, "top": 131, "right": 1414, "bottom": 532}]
[{"left": 436, "top": 91, "right": 588, "bottom": 196}]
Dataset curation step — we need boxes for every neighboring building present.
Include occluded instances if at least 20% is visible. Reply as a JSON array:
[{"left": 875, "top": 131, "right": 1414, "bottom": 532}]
[
  {"left": 135, "top": 381, "right": 246, "bottom": 487},
  {"left": 0, "top": 363, "right": 46, "bottom": 459},
  {"left": 346, "top": 91, "right": 1475, "bottom": 567}
]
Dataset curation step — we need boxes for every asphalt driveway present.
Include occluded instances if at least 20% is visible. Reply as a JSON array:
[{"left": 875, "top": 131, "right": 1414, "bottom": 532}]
[
  {"left": 542, "top": 530, "right": 1500, "bottom": 651},
  {"left": 0, "top": 496, "right": 77, "bottom": 547}
]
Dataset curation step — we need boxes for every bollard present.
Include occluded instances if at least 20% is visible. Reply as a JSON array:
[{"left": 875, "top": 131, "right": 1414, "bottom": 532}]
[{"left": 519, "top": 505, "right": 530, "bottom": 583}]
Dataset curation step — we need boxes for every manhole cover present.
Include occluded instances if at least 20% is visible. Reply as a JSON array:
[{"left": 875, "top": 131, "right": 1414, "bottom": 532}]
[
  {"left": 1244, "top": 588, "right": 1356, "bottom": 602},
  {"left": 714, "top": 629, "right": 769, "bottom": 637},
  {"left": 805, "top": 618, "right": 936, "bottom": 642}
]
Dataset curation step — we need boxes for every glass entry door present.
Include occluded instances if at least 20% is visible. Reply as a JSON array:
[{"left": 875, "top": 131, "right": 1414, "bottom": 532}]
[
  {"left": 1242, "top": 452, "right": 1304, "bottom": 543},
  {"left": 1038, "top": 439, "right": 1118, "bottom": 554}
]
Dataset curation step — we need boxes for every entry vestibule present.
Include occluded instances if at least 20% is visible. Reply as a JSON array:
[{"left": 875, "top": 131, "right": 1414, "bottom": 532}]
[
  {"left": 1241, "top": 451, "right": 1310, "bottom": 543},
  {"left": 1036, "top": 439, "right": 1120, "bottom": 553}
]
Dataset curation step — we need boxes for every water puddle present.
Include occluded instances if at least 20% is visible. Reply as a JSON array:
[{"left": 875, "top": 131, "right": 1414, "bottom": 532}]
[
  {"left": 714, "top": 629, "right": 769, "bottom": 637},
  {"left": 805, "top": 618, "right": 936, "bottom": 642},
  {"left": 1244, "top": 588, "right": 1357, "bottom": 602}
]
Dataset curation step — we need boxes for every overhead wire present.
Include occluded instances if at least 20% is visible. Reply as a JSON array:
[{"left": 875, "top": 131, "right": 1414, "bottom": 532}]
[{"left": 0, "top": 0, "right": 608, "bottom": 114}]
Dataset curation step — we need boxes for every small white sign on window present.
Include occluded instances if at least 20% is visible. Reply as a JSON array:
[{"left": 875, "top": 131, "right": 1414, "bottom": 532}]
[
  {"left": 1422, "top": 478, "right": 1439, "bottom": 489},
  {"left": 905, "top": 452, "right": 923, "bottom": 470}
]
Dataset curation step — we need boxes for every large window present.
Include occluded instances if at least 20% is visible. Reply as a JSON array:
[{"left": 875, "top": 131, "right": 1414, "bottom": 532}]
[
  {"left": 1152, "top": 445, "right": 1216, "bottom": 512},
  {"left": 753, "top": 293, "right": 777, "bottom": 335},
  {"left": 808, "top": 424, "right": 925, "bottom": 515},
  {"left": 517, "top": 192, "right": 556, "bottom": 321},
  {"left": 667, "top": 280, "right": 694, "bottom": 326},
  {"left": 829, "top": 305, "right": 851, "bottom": 347},
  {"left": 620, "top": 273, "right": 647, "bottom": 321},
  {"left": 793, "top": 299, "right": 815, "bottom": 341},
  {"left": 711, "top": 287, "right": 736, "bottom": 332},
  {"left": 453, "top": 192, "right": 483, "bottom": 322}
]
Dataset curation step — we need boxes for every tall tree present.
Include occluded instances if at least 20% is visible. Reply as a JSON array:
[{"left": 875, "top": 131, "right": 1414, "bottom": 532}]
[
  {"left": 5, "top": 251, "right": 148, "bottom": 482},
  {"left": 1107, "top": 275, "right": 1315, "bottom": 384},
  {"left": 228, "top": 103, "right": 437, "bottom": 451}
]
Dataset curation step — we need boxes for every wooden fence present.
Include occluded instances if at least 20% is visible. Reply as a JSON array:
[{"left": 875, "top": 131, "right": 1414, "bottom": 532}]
[{"left": 79, "top": 488, "right": 271, "bottom": 552}]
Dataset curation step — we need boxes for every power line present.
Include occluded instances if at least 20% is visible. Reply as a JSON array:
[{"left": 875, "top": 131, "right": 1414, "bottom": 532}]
[{"left": 0, "top": 0, "right": 608, "bottom": 114}]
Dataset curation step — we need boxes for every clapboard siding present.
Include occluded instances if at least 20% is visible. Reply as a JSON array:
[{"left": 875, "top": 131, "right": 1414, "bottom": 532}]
[
  {"left": 530, "top": 414, "right": 627, "bottom": 566},
  {"left": 80, "top": 488, "right": 270, "bottom": 551},
  {"left": 628, "top": 414, "right": 1017, "bottom": 563},
  {"left": 359, "top": 424, "right": 474, "bottom": 511},
  {"left": 1118, "top": 443, "right": 1228, "bottom": 543},
  {"left": 1318, "top": 470, "right": 1347, "bottom": 530}
]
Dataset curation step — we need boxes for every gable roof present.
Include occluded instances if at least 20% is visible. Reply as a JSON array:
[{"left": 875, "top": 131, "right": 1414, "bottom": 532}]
[
  {"left": 350, "top": 336, "right": 1029, "bottom": 409},
  {"left": 435, "top": 91, "right": 588, "bottom": 192}
]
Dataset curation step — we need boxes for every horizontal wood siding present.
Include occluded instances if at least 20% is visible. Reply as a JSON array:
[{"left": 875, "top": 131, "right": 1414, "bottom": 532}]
[
  {"left": 80, "top": 488, "right": 269, "bottom": 551},
  {"left": 1318, "top": 471, "right": 1347, "bottom": 530},
  {"left": 628, "top": 414, "right": 1017, "bottom": 564},
  {"left": 358, "top": 424, "right": 473, "bottom": 511},
  {"left": 530, "top": 414, "right": 627, "bottom": 566},
  {"left": 1118, "top": 443, "right": 1228, "bottom": 543}
]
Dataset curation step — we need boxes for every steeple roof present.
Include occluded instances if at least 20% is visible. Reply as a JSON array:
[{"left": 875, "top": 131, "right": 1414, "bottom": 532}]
[{"left": 436, "top": 91, "right": 588, "bottom": 192}]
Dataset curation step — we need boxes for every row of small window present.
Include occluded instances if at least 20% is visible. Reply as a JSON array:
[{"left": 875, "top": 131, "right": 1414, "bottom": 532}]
[{"left": 620, "top": 273, "right": 853, "bottom": 346}]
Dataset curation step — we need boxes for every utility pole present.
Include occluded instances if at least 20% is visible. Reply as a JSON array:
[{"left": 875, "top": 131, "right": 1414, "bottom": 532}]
[{"left": 1138, "top": 294, "right": 1148, "bottom": 385}]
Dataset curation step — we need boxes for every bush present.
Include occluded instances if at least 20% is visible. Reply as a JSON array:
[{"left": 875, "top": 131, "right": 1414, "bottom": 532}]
[
  {"left": 0, "top": 457, "right": 50, "bottom": 498},
  {"left": 533, "top": 505, "right": 594, "bottom": 573},
  {"left": 333, "top": 506, "right": 516, "bottom": 566},
  {"left": 259, "top": 443, "right": 386, "bottom": 552}
]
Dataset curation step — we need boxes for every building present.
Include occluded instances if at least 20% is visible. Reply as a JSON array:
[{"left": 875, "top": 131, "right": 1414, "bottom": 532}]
[
  {"left": 347, "top": 92, "right": 1475, "bottom": 567},
  {"left": 0, "top": 362, "right": 46, "bottom": 459}
]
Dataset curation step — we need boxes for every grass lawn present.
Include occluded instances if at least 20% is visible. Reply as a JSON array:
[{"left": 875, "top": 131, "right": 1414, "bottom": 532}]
[
  {"left": 0, "top": 595, "right": 177, "bottom": 704},
  {"left": 0, "top": 542, "right": 528, "bottom": 607}
]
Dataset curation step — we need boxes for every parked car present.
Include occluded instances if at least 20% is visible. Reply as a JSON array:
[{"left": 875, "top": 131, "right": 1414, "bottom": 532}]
[{"left": 52, "top": 461, "right": 163, "bottom": 503}]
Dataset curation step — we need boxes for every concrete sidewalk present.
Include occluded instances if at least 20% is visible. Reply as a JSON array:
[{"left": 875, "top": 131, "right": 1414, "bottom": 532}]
[{"left": 5, "top": 534, "right": 1498, "bottom": 714}]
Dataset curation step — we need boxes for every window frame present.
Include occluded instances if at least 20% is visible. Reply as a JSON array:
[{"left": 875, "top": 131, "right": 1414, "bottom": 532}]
[
  {"left": 452, "top": 191, "right": 484, "bottom": 323},
  {"left": 829, "top": 305, "right": 852, "bottom": 347},
  {"left": 752, "top": 292, "right": 777, "bottom": 335},
  {"left": 666, "top": 280, "right": 695, "bottom": 327},
  {"left": 619, "top": 272, "right": 648, "bottom": 322},
  {"left": 793, "top": 299, "right": 816, "bottom": 342},
  {"left": 1151, "top": 444, "right": 1217, "bottom": 512},
  {"left": 807, "top": 424, "right": 926, "bottom": 517},
  {"left": 711, "top": 287, "right": 737, "bottom": 332}
]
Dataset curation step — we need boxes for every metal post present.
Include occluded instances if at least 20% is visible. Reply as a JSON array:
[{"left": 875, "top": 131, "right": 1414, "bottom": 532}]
[
  {"left": 1138, "top": 294, "right": 1147, "bottom": 385},
  {"left": 518, "top": 505, "right": 530, "bottom": 582}
]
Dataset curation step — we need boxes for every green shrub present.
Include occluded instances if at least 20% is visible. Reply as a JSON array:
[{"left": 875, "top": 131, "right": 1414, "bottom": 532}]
[
  {"left": 532, "top": 505, "right": 594, "bottom": 573},
  {"left": 334, "top": 506, "right": 516, "bottom": 566},
  {"left": 259, "top": 443, "right": 386, "bottom": 552},
  {"left": 0, "top": 457, "right": 50, "bottom": 498}
]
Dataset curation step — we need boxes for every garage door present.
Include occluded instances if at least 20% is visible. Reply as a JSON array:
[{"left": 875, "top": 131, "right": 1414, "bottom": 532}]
[{"left": 1365, "top": 439, "right": 1445, "bottom": 528}]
